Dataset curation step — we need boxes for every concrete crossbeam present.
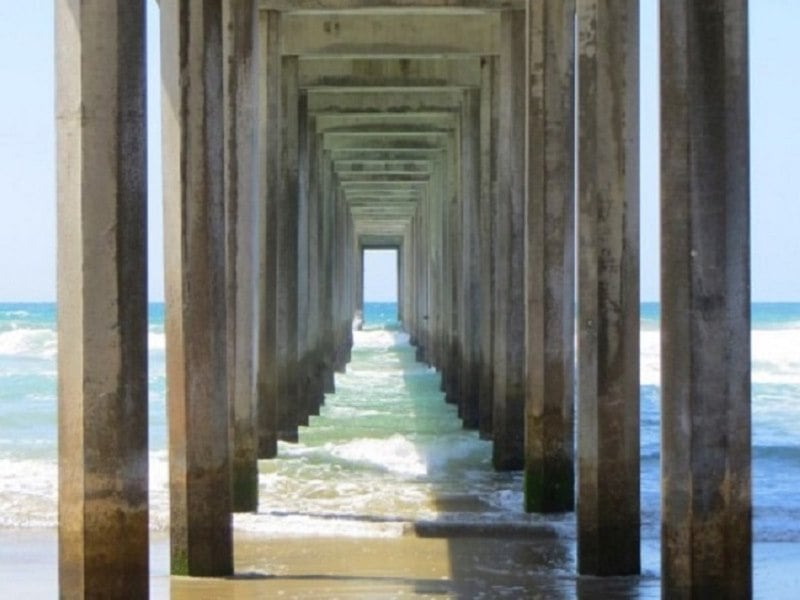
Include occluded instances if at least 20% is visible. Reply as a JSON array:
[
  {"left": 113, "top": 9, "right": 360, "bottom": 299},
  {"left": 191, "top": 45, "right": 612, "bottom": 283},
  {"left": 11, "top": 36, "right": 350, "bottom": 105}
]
[
  {"left": 260, "top": 0, "right": 524, "bottom": 10},
  {"left": 282, "top": 13, "right": 499, "bottom": 57},
  {"left": 299, "top": 57, "right": 481, "bottom": 88}
]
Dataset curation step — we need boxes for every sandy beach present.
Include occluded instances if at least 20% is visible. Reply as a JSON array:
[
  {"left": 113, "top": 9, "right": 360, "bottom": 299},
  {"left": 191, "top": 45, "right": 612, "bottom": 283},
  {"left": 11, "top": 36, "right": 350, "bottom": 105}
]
[{"left": 4, "top": 525, "right": 800, "bottom": 597}]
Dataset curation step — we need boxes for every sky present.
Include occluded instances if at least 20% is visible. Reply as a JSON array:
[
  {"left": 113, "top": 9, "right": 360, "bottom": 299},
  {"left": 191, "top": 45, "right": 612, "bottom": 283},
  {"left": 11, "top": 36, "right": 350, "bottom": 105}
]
[{"left": 0, "top": 1, "right": 797, "bottom": 303}]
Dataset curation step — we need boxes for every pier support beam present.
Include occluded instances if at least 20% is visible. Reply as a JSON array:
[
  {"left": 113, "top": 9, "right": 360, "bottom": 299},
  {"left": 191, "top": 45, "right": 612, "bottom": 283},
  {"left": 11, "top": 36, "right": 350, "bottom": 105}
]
[
  {"left": 161, "top": 0, "right": 233, "bottom": 576},
  {"left": 492, "top": 10, "right": 526, "bottom": 470},
  {"left": 576, "top": 0, "right": 640, "bottom": 575},
  {"left": 459, "top": 89, "right": 481, "bottom": 429},
  {"left": 277, "top": 56, "right": 301, "bottom": 441},
  {"left": 56, "top": 2, "right": 148, "bottom": 595},
  {"left": 478, "top": 56, "right": 497, "bottom": 440},
  {"left": 524, "top": 0, "right": 576, "bottom": 514},
  {"left": 256, "top": 10, "right": 281, "bottom": 459},
  {"left": 661, "top": 2, "right": 751, "bottom": 596},
  {"left": 223, "top": 0, "right": 259, "bottom": 513}
]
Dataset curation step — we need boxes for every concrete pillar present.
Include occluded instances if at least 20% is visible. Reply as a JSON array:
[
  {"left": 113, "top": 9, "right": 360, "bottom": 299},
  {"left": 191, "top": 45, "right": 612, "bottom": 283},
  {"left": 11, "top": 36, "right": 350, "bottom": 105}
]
[
  {"left": 56, "top": 2, "right": 148, "bottom": 595},
  {"left": 492, "top": 10, "right": 526, "bottom": 471},
  {"left": 304, "top": 109, "right": 324, "bottom": 415},
  {"left": 320, "top": 151, "right": 337, "bottom": 392},
  {"left": 345, "top": 215, "right": 356, "bottom": 361},
  {"left": 356, "top": 246, "right": 364, "bottom": 328},
  {"left": 460, "top": 89, "right": 481, "bottom": 429},
  {"left": 223, "top": 0, "right": 259, "bottom": 514},
  {"left": 524, "top": 0, "right": 576, "bottom": 514},
  {"left": 277, "top": 56, "right": 301, "bottom": 440},
  {"left": 255, "top": 10, "right": 280, "bottom": 459},
  {"left": 576, "top": 0, "right": 640, "bottom": 576},
  {"left": 161, "top": 0, "right": 233, "bottom": 576},
  {"left": 333, "top": 188, "right": 348, "bottom": 372},
  {"left": 398, "top": 242, "right": 406, "bottom": 324},
  {"left": 296, "top": 92, "right": 319, "bottom": 421},
  {"left": 661, "top": 2, "right": 751, "bottom": 596},
  {"left": 446, "top": 134, "right": 462, "bottom": 410},
  {"left": 478, "top": 56, "right": 497, "bottom": 440},
  {"left": 417, "top": 189, "right": 431, "bottom": 365},
  {"left": 427, "top": 167, "right": 440, "bottom": 370}
]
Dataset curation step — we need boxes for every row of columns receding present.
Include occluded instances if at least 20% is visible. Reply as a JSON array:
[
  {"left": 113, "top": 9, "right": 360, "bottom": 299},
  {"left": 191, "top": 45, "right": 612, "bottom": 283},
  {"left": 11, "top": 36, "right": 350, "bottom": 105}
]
[{"left": 56, "top": 1, "right": 750, "bottom": 597}]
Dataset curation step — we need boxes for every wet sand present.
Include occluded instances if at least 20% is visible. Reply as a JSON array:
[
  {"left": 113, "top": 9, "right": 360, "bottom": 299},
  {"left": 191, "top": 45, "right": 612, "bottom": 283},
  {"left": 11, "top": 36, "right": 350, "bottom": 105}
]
[{"left": 3, "top": 528, "right": 800, "bottom": 598}]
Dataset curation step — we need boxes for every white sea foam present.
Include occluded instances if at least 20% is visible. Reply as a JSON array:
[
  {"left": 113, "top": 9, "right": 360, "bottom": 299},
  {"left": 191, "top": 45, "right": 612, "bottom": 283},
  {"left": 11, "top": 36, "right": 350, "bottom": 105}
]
[
  {"left": 752, "top": 329, "right": 800, "bottom": 384},
  {"left": 352, "top": 329, "right": 409, "bottom": 349},
  {"left": 328, "top": 434, "right": 428, "bottom": 477},
  {"left": 0, "top": 451, "right": 172, "bottom": 530},
  {"left": 640, "top": 328, "right": 800, "bottom": 386},
  {"left": 0, "top": 328, "right": 56, "bottom": 360},
  {"left": 148, "top": 332, "right": 166, "bottom": 352},
  {"left": 234, "top": 512, "right": 409, "bottom": 538},
  {"left": 640, "top": 330, "right": 661, "bottom": 386},
  {"left": 0, "top": 328, "right": 164, "bottom": 360}
]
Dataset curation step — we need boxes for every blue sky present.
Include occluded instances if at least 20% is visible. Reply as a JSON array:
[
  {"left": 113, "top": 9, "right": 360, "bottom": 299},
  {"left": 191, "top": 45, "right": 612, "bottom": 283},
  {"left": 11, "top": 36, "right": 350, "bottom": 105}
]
[{"left": 0, "top": 1, "right": 797, "bottom": 302}]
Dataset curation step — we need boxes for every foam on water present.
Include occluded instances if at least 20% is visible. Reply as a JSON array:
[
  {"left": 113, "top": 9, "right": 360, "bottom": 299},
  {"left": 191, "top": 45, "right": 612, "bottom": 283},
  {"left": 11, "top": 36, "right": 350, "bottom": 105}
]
[
  {"left": 0, "top": 328, "right": 56, "bottom": 360},
  {"left": 0, "top": 456, "right": 57, "bottom": 528},
  {"left": 640, "top": 328, "right": 800, "bottom": 385}
]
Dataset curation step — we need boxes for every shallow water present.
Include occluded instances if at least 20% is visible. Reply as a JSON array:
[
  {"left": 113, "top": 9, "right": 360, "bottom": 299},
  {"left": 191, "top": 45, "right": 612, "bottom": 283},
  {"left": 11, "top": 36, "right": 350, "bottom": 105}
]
[{"left": 1, "top": 301, "right": 800, "bottom": 548}]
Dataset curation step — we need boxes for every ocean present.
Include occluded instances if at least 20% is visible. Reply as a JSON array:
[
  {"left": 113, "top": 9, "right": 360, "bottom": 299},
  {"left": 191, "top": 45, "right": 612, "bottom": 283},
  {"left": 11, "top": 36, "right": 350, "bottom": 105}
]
[{"left": 1, "top": 301, "right": 799, "bottom": 552}]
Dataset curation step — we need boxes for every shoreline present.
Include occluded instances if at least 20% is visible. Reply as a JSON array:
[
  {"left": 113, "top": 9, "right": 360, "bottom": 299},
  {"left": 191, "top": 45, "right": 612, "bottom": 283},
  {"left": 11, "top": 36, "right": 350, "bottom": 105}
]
[
  {"left": 5, "top": 527, "right": 800, "bottom": 598},
  {"left": 6, "top": 526, "right": 800, "bottom": 598}
]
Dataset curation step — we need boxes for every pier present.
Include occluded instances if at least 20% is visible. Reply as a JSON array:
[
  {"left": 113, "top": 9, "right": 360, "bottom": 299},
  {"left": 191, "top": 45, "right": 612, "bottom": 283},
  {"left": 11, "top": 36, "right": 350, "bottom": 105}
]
[{"left": 56, "top": 1, "right": 750, "bottom": 597}]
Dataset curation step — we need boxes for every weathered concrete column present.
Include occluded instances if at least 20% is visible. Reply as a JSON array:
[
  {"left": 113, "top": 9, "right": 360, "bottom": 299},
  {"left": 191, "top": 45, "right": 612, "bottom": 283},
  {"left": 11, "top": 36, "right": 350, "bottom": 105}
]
[
  {"left": 661, "top": 2, "right": 751, "bottom": 597},
  {"left": 255, "top": 9, "right": 280, "bottom": 459},
  {"left": 478, "top": 56, "right": 497, "bottom": 440},
  {"left": 161, "top": 0, "right": 233, "bottom": 576},
  {"left": 277, "top": 56, "right": 301, "bottom": 440},
  {"left": 576, "top": 0, "right": 640, "bottom": 575},
  {"left": 446, "top": 134, "right": 462, "bottom": 410},
  {"left": 524, "top": 0, "right": 576, "bottom": 514},
  {"left": 428, "top": 164, "right": 442, "bottom": 370},
  {"left": 418, "top": 189, "right": 432, "bottom": 365},
  {"left": 398, "top": 241, "right": 407, "bottom": 324},
  {"left": 355, "top": 245, "right": 364, "bottom": 328},
  {"left": 460, "top": 89, "right": 481, "bottom": 429},
  {"left": 56, "top": 2, "right": 148, "bottom": 595},
  {"left": 333, "top": 186, "right": 347, "bottom": 372},
  {"left": 296, "top": 92, "right": 320, "bottom": 421},
  {"left": 320, "top": 151, "right": 337, "bottom": 392},
  {"left": 492, "top": 10, "right": 526, "bottom": 470},
  {"left": 302, "top": 107, "right": 324, "bottom": 416},
  {"left": 223, "top": 0, "right": 259, "bottom": 513}
]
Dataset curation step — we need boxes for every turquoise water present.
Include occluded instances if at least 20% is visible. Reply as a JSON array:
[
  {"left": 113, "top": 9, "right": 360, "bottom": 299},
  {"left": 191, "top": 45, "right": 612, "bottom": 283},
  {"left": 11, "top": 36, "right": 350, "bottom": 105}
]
[{"left": 1, "top": 302, "right": 799, "bottom": 544}]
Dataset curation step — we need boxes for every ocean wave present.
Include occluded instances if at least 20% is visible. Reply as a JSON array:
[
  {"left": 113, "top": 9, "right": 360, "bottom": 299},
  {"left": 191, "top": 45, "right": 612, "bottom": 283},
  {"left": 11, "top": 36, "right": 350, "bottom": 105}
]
[
  {"left": 0, "top": 451, "right": 171, "bottom": 531},
  {"left": 148, "top": 332, "right": 166, "bottom": 352},
  {"left": 234, "top": 512, "right": 409, "bottom": 538},
  {"left": 0, "top": 328, "right": 56, "bottom": 360},
  {"left": 1, "top": 310, "right": 30, "bottom": 318},
  {"left": 640, "top": 328, "right": 800, "bottom": 385},
  {"left": 352, "top": 329, "right": 409, "bottom": 349},
  {"left": 328, "top": 434, "right": 428, "bottom": 477},
  {"left": 0, "top": 457, "right": 57, "bottom": 528}
]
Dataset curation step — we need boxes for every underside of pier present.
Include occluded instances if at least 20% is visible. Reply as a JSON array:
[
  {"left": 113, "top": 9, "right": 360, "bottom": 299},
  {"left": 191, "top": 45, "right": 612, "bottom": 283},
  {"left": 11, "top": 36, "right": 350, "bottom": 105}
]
[{"left": 56, "top": 1, "right": 751, "bottom": 597}]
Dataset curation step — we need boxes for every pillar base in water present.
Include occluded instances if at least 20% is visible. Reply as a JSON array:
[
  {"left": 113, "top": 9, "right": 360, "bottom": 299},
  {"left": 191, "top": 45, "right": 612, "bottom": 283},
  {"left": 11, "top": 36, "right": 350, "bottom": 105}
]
[{"left": 524, "top": 458, "right": 574, "bottom": 513}]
